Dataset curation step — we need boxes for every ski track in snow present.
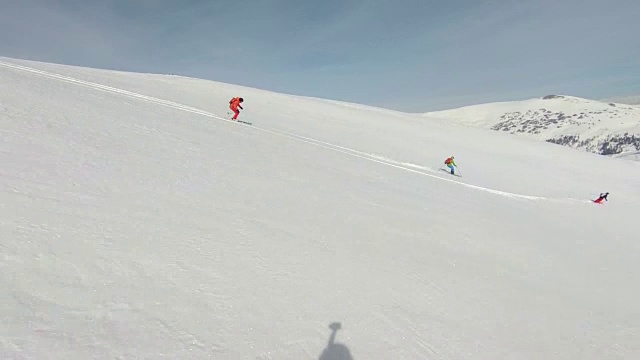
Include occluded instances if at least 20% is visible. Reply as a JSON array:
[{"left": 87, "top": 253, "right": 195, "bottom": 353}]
[{"left": 0, "top": 60, "right": 550, "bottom": 201}]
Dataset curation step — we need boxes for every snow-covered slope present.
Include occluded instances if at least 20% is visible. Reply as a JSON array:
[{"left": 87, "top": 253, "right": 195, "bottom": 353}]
[
  {"left": 1, "top": 57, "right": 640, "bottom": 359},
  {"left": 422, "top": 95, "right": 640, "bottom": 159}
]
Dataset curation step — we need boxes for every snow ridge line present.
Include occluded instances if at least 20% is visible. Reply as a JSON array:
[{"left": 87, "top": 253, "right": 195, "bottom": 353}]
[
  {"left": 0, "top": 61, "right": 223, "bottom": 120},
  {"left": 0, "top": 61, "right": 544, "bottom": 201}
]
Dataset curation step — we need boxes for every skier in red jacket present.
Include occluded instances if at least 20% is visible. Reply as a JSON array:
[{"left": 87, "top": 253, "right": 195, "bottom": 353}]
[
  {"left": 229, "top": 97, "right": 244, "bottom": 120},
  {"left": 593, "top": 192, "right": 609, "bottom": 204}
]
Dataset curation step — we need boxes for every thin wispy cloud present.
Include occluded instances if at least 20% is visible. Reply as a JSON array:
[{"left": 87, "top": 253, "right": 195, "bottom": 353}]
[{"left": 1, "top": 0, "right": 639, "bottom": 111}]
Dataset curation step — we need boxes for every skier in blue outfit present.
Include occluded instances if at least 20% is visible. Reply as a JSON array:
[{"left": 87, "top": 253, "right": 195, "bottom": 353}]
[{"left": 444, "top": 156, "right": 457, "bottom": 175}]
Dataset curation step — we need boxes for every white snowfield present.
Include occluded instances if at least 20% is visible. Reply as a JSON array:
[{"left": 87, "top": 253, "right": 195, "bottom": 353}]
[
  {"left": 421, "top": 95, "right": 640, "bottom": 160},
  {"left": 1, "top": 57, "right": 639, "bottom": 360}
]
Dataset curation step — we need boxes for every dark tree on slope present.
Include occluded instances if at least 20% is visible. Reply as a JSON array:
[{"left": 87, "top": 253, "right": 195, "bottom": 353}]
[{"left": 599, "top": 134, "right": 640, "bottom": 155}]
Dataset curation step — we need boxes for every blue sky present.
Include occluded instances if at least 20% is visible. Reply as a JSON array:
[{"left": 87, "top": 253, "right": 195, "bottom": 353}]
[{"left": 1, "top": 0, "right": 639, "bottom": 112}]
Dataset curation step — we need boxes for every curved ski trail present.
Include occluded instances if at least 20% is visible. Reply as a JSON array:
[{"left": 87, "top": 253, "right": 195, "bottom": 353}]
[{"left": 1, "top": 60, "right": 552, "bottom": 201}]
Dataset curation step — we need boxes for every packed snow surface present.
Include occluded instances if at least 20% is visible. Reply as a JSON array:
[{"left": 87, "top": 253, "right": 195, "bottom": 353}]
[{"left": 1, "top": 58, "right": 639, "bottom": 359}]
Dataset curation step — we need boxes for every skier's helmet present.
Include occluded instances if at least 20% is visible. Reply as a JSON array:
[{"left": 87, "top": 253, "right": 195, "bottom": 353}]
[{"left": 239, "top": 97, "right": 244, "bottom": 102}]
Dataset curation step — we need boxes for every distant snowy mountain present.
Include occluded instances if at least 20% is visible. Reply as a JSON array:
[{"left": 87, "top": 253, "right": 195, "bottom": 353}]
[
  {"left": 422, "top": 95, "right": 640, "bottom": 160},
  {"left": 603, "top": 95, "right": 640, "bottom": 105}
]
